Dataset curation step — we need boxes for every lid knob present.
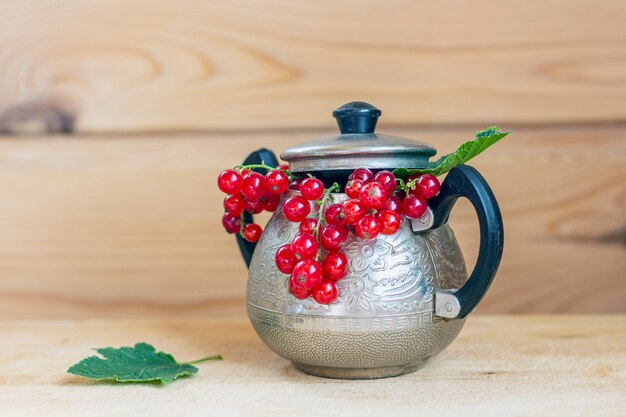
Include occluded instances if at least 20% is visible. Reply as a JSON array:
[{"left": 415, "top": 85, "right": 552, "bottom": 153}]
[{"left": 333, "top": 101, "right": 381, "bottom": 134}]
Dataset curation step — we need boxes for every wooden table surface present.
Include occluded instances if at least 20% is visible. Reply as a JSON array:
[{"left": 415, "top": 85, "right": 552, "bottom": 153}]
[{"left": 1, "top": 316, "right": 624, "bottom": 417}]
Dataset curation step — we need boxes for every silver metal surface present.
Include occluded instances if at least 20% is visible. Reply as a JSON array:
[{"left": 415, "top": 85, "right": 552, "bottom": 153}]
[
  {"left": 410, "top": 207, "right": 435, "bottom": 233},
  {"left": 246, "top": 191, "right": 470, "bottom": 379},
  {"left": 281, "top": 133, "right": 436, "bottom": 173},
  {"left": 435, "top": 292, "right": 461, "bottom": 319}
]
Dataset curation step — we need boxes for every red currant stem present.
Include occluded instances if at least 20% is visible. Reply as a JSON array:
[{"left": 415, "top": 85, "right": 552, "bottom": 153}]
[
  {"left": 238, "top": 211, "right": 246, "bottom": 235},
  {"left": 312, "top": 182, "right": 340, "bottom": 240},
  {"left": 395, "top": 177, "right": 410, "bottom": 193},
  {"left": 233, "top": 162, "right": 295, "bottom": 180}
]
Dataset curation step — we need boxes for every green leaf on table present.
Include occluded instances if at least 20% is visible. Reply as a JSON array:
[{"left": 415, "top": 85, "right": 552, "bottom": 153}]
[
  {"left": 393, "top": 126, "right": 510, "bottom": 178},
  {"left": 67, "top": 342, "right": 222, "bottom": 384}
]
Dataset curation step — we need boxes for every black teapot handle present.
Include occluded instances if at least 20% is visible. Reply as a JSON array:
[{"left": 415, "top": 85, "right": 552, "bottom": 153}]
[
  {"left": 429, "top": 164, "right": 504, "bottom": 319},
  {"left": 236, "top": 148, "right": 279, "bottom": 267}
]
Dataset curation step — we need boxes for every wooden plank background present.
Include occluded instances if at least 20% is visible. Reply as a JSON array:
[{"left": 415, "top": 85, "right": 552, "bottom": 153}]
[
  {"left": 1, "top": 0, "right": 626, "bottom": 132},
  {"left": 0, "top": 0, "right": 624, "bottom": 318}
]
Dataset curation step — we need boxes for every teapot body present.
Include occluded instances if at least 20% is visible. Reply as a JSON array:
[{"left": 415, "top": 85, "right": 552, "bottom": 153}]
[{"left": 246, "top": 192, "right": 468, "bottom": 379}]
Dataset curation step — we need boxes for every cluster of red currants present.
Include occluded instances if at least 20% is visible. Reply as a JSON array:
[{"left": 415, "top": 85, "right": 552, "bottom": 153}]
[
  {"left": 217, "top": 164, "right": 293, "bottom": 242},
  {"left": 274, "top": 168, "right": 441, "bottom": 305},
  {"left": 219, "top": 163, "right": 441, "bottom": 305}
]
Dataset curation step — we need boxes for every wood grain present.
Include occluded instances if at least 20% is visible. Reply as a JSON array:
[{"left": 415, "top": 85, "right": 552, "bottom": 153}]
[
  {"left": 0, "top": 126, "right": 624, "bottom": 318},
  {"left": 0, "top": 0, "right": 625, "bottom": 133},
  {"left": 0, "top": 316, "right": 624, "bottom": 416}
]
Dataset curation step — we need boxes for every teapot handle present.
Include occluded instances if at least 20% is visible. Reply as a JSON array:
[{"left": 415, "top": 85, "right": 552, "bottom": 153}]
[
  {"left": 428, "top": 164, "right": 504, "bottom": 319},
  {"left": 236, "top": 148, "right": 279, "bottom": 267}
]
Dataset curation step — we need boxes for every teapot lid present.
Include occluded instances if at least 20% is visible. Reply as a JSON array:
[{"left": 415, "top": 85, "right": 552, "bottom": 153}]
[{"left": 281, "top": 102, "right": 436, "bottom": 173}]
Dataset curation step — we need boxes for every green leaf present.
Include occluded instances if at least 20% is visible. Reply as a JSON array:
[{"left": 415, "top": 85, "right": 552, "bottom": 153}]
[
  {"left": 401, "top": 126, "right": 510, "bottom": 178},
  {"left": 67, "top": 342, "right": 222, "bottom": 384},
  {"left": 391, "top": 167, "right": 412, "bottom": 180}
]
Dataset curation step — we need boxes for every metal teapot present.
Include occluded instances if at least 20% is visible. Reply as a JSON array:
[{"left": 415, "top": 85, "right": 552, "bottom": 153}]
[{"left": 235, "top": 102, "right": 503, "bottom": 379}]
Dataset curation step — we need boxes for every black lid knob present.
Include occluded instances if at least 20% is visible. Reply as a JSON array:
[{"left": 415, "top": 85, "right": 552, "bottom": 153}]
[{"left": 333, "top": 101, "right": 381, "bottom": 134}]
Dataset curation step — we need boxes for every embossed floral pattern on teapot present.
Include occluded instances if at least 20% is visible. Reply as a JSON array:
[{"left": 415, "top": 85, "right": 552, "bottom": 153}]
[{"left": 226, "top": 102, "right": 504, "bottom": 379}]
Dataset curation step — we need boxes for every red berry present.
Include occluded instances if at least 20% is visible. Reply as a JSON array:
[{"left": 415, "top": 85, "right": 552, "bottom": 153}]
[
  {"left": 245, "top": 199, "right": 263, "bottom": 214},
  {"left": 288, "top": 178, "right": 303, "bottom": 190},
  {"left": 415, "top": 174, "right": 441, "bottom": 199},
  {"left": 299, "top": 218, "right": 318, "bottom": 235},
  {"left": 345, "top": 179, "right": 365, "bottom": 199},
  {"left": 342, "top": 199, "right": 366, "bottom": 225},
  {"left": 384, "top": 194, "right": 401, "bottom": 213},
  {"left": 354, "top": 214, "right": 382, "bottom": 239},
  {"left": 217, "top": 169, "right": 243, "bottom": 194},
  {"left": 283, "top": 196, "right": 311, "bottom": 222},
  {"left": 243, "top": 223, "right": 263, "bottom": 242},
  {"left": 224, "top": 194, "right": 245, "bottom": 216},
  {"left": 291, "top": 233, "right": 318, "bottom": 260},
  {"left": 408, "top": 173, "right": 420, "bottom": 182},
  {"left": 289, "top": 278, "right": 311, "bottom": 299},
  {"left": 374, "top": 171, "right": 396, "bottom": 196},
  {"left": 265, "top": 170, "right": 290, "bottom": 194},
  {"left": 312, "top": 279, "right": 338, "bottom": 304},
  {"left": 320, "top": 225, "right": 348, "bottom": 251},
  {"left": 261, "top": 194, "right": 280, "bottom": 212},
  {"left": 279, "top": 163, "right": 289, "bottom": 170},
  {"left": 359, "top": 182, "right": 388, "bottom": 210},
  {"left": 292, "top": 259, "right": 323, "bottom": 289},
  {"left": 401, "top": 195, "right": 427, "bottom": 219},
  {"left": 300, "top": 178, "right": 325, "bottom": 201},
  {"left": 222, "top": 213, "right": 241, "bottom": 234},
  {"left": 377, "top": 210, "right": 402, "bottom": 235},
  {"left": 349, "top": 168, "right": 374, "bottom": 184},
  {"left": 322, "top": 252, "right": 348, "bottom": 281},
  {"left": 241, "top": 172, "right": 267, "bottom": 201},
  {"left": 275, "top": 244, "right": 296, "bottom": 274},
  {"left": 324, "top": 203, "right": 347, "bottom": 226},
  {"left": 241, "top": 169, "right": 253, "bottom": 179}
]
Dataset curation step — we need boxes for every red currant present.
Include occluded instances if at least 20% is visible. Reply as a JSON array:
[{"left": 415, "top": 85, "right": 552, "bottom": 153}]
[
  {"left": 345, "top": 179, "right": 365, "bottom": 199},
  {"left": 290, "top": 233, "right": 319, "bottom": 260},
  {"left": 299, "top": 178, "right": 325, "bottom": 201},
  {"left": 241, "top": 172, "right": 267, "bottom": 201},
  {"left": 275, "top": 244, "right": 296, "bottom": 274},
  {"left": 221, "top": 213, "right": 241, "bottom": 234},
  {"left": 245, "top": 199, "right": 263, "bottom": 214},
  {"left": 261, "top": 194, "right": 280, "bottom": 212},
  {"left": 322, "top": 252, "right": 348, "bottom": 281},
  {"left": 279, "top": 163, "right": 289, "bottom": 170},
  {"left": 349, "top": 168, "right": 374, "bottom": 184},
  {"left": 312, "top": 279, "right": 338, "bottom": 304},
  {"left": 242, "top": 223, "right": 263, "bottom": 242},
  {"left": 288, "top": 178, "right": 303, "bottom": 190},
  {"left": 223, "top": 194, "right": 245, "bottom": 216},
  {"left": 299, "top": 218, "right": 318, "bottom": 235},
  {"left": 401, "top": 195, "right": 427, "bottom": 219},
  {"left": 359, "top": 182, "right": 388, "bottom": 210},
  {"left": 320, "top": 225, "right": 348, "bottom": 251},
  {"left": 377, "top": 210, "right": 402, "bottom": 235},
  {"left": 292, "top": 259, "right": 323, "bottom": 289},
  {"left": 283, "top": 196, "right": 311, "bottom": 222},
  {"left": 324, "top": 203, "right": 347, "bottom": 226},
  {"left": 265, "top": 170, "right": 290, "bottom": 194},
  {"left": 354, "top": 214, "right": 382, "bottom": 239},
  {"left": 217, "top": 169, "right": 243, "bottom": 194},
  {"left": 415, "top": 174, "right": 441, "bottom": 199},
  {"left": 374, "top": 171, "right": 396, "bottom": 196},
  {"left": 342, "top": 199, "right": 366, "bottom": 225},
  {"left": 289, "top": 278, "right": 311, "bottom": 299},
  {"left": 384, "top": 194, "right": 402, "bottom": 213},
  {"left": 408, "top": 173, "right": 420, "bottom": 182}
]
